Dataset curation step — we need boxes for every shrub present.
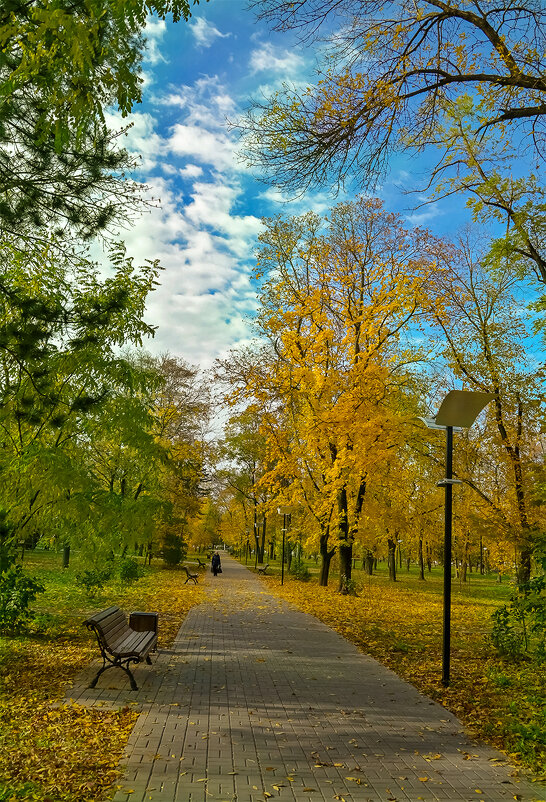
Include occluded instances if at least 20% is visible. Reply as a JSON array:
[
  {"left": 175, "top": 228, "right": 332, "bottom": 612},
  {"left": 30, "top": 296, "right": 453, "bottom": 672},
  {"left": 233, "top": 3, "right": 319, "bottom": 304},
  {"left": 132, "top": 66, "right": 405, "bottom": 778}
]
[
  {"left": 75, "top": 568, "right": 109, "bottom": 598},
  {"left": 491, "top": 574, "right": 545, "bottom": 660},
  {"left": 339, "top": 576, "right": 359, "bottom": 596},
  {"left": 161, "top": 533, "right": 186, "bottom": 567},
  {"left": 118, "top": 556, "right": 142, "bottom": 583},
  {"left": 0, "top": 564, "right": 45, "bottom": 633},
  {"left": 292, "top": 563, "right": 311, "bottom": 581}
]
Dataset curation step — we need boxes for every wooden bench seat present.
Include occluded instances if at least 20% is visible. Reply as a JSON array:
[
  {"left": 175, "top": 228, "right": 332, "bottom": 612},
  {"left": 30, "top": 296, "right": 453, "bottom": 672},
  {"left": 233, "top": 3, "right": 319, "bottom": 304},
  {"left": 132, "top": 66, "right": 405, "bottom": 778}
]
[
  {"left": 84, "top": 605, "right": 157, "bottom": 690},
  {"left": 257, "top": 563, "right": 269, "bottom": 574}
]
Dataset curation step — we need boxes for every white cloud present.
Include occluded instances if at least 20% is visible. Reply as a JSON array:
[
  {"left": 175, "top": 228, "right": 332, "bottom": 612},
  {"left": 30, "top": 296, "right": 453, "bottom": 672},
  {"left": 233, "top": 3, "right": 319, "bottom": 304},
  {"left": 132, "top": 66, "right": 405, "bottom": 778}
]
[
  {"left": 405, "top": 206, "right": 443, "bottom": 226},
  {"left": 144, "top": 17, "right": 168, "bottom": 65},
  {"left": 114, "top": 169, "right": 261, "bottom": 367},
  {"left": 100, "top": 64, "right": 265, "bottom": 368},
  {"left": 180, "top": 164, "right": 204, "bottom": 179},
  {"left": 168, "top": 124, "right": 236, "bottom": 171},
  {"left": 161, "top": 77, "right": 237, "bottom": 124},
  {"left": 249, "top": 42, "right": 304, "bottom": 76},
  {"left": 258, "top": 186, "right": 339, "bottom": 218},
  {"left": 190, "top": 17, "right": 230, "bottom": 48},
  {"left": 105, "top": 110, "right": 164, "bottom": 172}
]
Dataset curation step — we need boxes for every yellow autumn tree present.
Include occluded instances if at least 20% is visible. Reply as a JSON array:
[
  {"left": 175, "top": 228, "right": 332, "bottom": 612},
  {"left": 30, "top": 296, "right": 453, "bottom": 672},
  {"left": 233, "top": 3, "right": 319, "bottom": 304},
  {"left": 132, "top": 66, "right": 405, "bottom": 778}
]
[{"left": 219, "top": 197, "right": 445, "bottom": 589}]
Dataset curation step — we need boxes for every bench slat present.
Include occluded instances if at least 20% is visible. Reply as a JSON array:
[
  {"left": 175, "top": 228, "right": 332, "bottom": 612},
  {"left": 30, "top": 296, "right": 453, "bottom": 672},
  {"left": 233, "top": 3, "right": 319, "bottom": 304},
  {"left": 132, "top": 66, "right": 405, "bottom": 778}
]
[
  {"left": 100, "top": 616, "right": 131, "bottom": 640},
  {"left": 113, "top": 631, "right": 156, "bottom": 657},
  {"left": 85, "top": 605, "right": 122, "bottom": 626}
]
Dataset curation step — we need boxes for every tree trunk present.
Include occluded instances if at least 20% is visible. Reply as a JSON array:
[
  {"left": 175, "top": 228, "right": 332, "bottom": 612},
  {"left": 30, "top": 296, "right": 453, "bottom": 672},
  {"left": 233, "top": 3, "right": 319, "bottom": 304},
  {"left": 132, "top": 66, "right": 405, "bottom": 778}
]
[
  {"left": 339, "top": 542, "right": 353, "bottom": 591},
  {"left": 62, "top": 544, "right": 70, "bottom": 569},
  {"left": 337, "top": 485, "right": 352, "bottom": 592},
  {"left": 495, "top": 392, "right": 532, "bottom": 584},
  {"left": 364, "top": 550, "right": 374, "bottom": 575},
  {"left": 260, "top": 515, "right": 267, "bottom": 563},
  {"left": 319, "top": 525, "right": 335, "bottom": 586},
  {"left": 387, "top": 536, "right": 397, "bottom": 581},
  {"left": 418, "top": 535, "right": 425, "bottom": 580},
  {"left": 461, "top": 539, "right": 469, "bottom": 583}
]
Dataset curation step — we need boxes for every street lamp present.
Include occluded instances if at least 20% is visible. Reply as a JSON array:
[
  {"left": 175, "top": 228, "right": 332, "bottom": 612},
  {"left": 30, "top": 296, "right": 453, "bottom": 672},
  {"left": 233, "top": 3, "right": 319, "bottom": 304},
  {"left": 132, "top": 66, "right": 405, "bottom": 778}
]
[
  {"left": 277, "top": 505, "right": 295, "bottom": 585},
  {"left": 419, "top": 390, "right": 494, "bottom": 686}
]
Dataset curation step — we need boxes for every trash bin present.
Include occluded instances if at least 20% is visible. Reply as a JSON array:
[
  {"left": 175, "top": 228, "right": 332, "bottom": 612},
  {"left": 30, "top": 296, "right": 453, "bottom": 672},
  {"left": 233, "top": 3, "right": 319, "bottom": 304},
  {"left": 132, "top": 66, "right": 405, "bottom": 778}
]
[{"left": 129, "top": 611, "right": 159, "bottom": 640}]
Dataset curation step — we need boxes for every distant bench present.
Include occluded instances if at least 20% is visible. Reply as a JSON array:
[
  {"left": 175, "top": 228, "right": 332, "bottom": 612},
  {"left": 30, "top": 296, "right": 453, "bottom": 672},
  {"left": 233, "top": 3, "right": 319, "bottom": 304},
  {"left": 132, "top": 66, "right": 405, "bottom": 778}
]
[
  {"left": 84, "top": 605, "right": 157, "bottom": 691},
  {"left": 183, "top": 565, "right": 199, "bottom": 584},
  {"left": 257, "top": 563, "right": 269, "bottom": 574}
]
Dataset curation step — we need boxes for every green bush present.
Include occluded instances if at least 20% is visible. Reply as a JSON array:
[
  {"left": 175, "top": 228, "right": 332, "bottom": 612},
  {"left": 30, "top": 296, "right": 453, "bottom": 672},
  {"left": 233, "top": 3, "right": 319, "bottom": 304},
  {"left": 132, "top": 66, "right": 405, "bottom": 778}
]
[
  {"left": 118, "top": 556, "right": 142, "bottom": 583},
  {"left": 0, "top": 564, "right": 45, "bottom": 633},
  {"left": 339, "top": 576, "right": 359, "bottom": 596},
  {"left": 161, "top": 533, "right": 186, "bottom": 567},
  {"left": 75, "top": 568, "right": 109, "bottom": 598},
  {"left": 292, "top": 563, "right": 311, "bottom": 581},
  {"left": 491, "top": 574, "right": 545, "bottom": 660}
]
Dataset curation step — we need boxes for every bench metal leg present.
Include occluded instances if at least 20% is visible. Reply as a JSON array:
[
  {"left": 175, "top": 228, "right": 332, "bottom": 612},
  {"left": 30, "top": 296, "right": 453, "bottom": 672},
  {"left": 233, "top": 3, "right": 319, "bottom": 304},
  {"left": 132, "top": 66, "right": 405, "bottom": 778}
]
[{"left": 88, "top": 656, "right": 140, "bottom": 691}]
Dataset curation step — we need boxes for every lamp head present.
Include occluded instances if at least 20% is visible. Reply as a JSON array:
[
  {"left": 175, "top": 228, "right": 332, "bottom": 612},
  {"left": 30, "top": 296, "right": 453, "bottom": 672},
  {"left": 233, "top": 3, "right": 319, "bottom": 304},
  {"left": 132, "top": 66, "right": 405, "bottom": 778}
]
[{"left": 434, "top": 390, "right": 494, "bottom": 428}]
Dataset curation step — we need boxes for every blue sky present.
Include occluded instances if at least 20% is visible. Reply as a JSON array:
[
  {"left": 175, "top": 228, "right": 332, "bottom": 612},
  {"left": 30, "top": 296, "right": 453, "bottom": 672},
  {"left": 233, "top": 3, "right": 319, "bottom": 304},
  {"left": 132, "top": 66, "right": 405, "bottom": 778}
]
[{"left": 109, "top": 0, "right": 473, "bottom": 369}]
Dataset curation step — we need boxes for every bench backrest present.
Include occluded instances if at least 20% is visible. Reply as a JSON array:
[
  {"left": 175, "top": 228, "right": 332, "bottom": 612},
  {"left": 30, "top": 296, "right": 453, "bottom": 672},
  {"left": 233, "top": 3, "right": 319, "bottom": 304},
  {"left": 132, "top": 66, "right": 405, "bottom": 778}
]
[
  {"left": 85, "top": 605, "right": 132, "bottom": 653},
  {"left": 183, "top": 566, "right": 196, "bottom": 575}
]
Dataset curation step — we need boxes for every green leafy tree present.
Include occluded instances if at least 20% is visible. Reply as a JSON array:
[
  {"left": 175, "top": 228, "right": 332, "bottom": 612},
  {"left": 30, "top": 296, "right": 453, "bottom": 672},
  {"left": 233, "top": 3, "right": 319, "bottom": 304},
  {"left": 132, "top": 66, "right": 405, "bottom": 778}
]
[
  {"left": 0, "top": 235, "right": 161, "bottom": 561},
  {"left": 0, "top": 0, "right": 204, "bottom": 238},
  {"left": 421, "top": 233, "right": 545, "bottom": 582},
  {"left": 245, "top": 1, "right": 545, "bottom": 191}
]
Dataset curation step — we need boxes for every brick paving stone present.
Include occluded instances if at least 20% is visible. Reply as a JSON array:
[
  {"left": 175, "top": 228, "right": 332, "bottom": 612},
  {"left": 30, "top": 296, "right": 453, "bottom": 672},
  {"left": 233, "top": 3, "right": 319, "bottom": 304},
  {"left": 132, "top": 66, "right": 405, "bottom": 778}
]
[{"left": 66, "top": 555, "right": 546, "bottom": 802}]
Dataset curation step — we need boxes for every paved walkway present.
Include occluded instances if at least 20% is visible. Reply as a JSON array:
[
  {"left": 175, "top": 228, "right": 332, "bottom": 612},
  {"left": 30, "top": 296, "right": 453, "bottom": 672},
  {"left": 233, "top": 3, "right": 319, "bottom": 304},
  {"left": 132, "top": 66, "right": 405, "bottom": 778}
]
[{"left": 68, "top": 556, "right": 545, "bottom": 802}]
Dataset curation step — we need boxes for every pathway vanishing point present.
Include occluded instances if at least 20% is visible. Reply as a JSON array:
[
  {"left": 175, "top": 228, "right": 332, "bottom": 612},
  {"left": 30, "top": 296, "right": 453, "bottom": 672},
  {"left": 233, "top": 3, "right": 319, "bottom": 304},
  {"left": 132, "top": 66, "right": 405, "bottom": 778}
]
[{"left": 68, "top": 555, "right": 545, "bottom": 802}]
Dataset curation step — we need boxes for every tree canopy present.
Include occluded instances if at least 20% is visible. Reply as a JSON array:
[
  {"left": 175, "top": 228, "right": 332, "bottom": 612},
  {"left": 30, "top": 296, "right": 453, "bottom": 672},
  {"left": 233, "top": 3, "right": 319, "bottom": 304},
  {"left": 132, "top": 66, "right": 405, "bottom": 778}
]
[
  {"left": 0, "top": 0, "right": 204, "bottom": 238},
  {"left": 245, "top": 0, "right": 545, "bottom": 188},
  {"left": 242, "top": 1, "right": 545, "bottom": 277}
]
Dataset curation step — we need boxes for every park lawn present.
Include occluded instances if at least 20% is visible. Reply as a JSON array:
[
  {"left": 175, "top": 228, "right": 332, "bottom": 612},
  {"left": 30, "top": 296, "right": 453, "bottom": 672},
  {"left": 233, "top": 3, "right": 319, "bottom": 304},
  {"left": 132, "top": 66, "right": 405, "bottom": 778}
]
[
  {"left": 259, "top": 565, "right": 546, "bottom": 780},
  {"left": 0, "top": 551, "right": 204, "bottom": 801}
]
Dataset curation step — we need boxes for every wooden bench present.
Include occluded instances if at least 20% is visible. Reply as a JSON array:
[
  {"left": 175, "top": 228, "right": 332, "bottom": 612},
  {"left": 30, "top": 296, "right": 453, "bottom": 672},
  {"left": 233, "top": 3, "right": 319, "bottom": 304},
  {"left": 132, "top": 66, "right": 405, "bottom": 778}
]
[
  {"left": 183, "top": 565, "right": 198, "bottom": 584},
  {"left": 257, "top": 563, "right": 269, "bottom": 574},
  {"left": 195, "top": 557, "right": 207, "bottom": 569},
  {"left": 84, "top": 606, "right": 157, "bottom": 691}
]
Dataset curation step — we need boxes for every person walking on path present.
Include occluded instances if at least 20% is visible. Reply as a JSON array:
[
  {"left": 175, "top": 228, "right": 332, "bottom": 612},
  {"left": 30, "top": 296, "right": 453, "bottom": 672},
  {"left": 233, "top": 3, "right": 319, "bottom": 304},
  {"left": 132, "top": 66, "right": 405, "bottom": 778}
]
[{"left": 211, "top": 550, "right": 222, "bottom": 576}]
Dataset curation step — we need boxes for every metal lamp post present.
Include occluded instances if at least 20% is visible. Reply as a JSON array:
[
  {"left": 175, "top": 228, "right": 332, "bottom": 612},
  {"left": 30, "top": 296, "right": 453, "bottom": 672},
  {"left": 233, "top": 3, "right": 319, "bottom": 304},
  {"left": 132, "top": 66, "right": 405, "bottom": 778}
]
[{"left": 419, "top": 390, "right": 493, "bottom": 686}]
